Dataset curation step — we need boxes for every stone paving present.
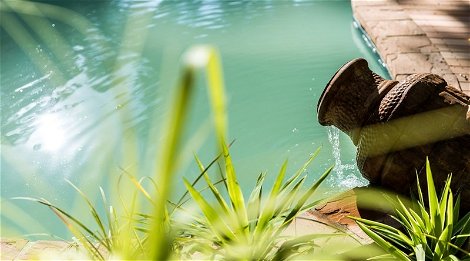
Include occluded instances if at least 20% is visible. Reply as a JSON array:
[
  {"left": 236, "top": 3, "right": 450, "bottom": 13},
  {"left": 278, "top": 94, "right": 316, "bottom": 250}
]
[
  {"left": 0, "top": 238, "right": 95, "bottom": 260},
  {"left": 352, "top": 0, "right": 470, "bottom": 95}
]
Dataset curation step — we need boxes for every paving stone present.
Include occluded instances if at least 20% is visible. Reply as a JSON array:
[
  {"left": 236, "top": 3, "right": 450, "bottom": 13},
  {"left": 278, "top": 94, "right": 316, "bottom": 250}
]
[
  {"left": 445, "top": 59, "right": 470, "bottom": 67},
  {"left": 406, "top": 9, "right": 470, "bottom": 16},
  {"left": 351, "top": 0, "right": 396, "bottom": 7},
  {"left": 409, "top": 14, "right": 470, "bottom": 23},
  {"left": 434, "top": 44, "right": 470, "bottom": 52},
  {"left": 375, "top": 35, "right": 437, "bottom": 55},
  {"left": 426, "top": 26, "right": 470, "bottom": 34},
  {"left": 460, "top": 82, "right": 470, "bottom": 94},
  {"left": 386, "top": 53, "right": 433, "bottom": 76},
  {"left": 0, "top": 238, "right": 29, "bottom": 260},
  {"left": 440, "top": 74, "right": 461, "bottom": 89},
  {"left": 426, "top": 31, "right": 469, "bottom": 39},
  {"left": 370, "top": 20, "right": 425, "bottom": 40},
  {"left": 354, "top": 6, "right": 408, "bottom": 20},
  {"left": 15, "top": 240, "right": 73, "bottom": 260},
  {"left": 399, "top": 0, "right": 470, "bottom": 6},
  {"left": 430, "top": 65, "right": 453, "bottom": 76},
  {"left": 354, "top": 0, "right": 469, "bottom": 92},
  {"left": 313, "top": 190, "right": 372, "bottom": 244},
  {"left": 455, "top": 73, "right": 470, "bottom": 82},
  {"left": 450, "top": 66, "right": 470, "bottom": 74},
  {"left": 415, "top": 26, "right": 469, "bottom": 35},
  {"left": 412, "top": 18, "right": 468, "bottom": 27},
  {"left": 442, "top": 52, "right": 470, "bottom": 60},
  {"left": 427, "top": 51, "right": 450, "bottom": 64},
  {"left": 395, "top": 74, "right": 413, "bottom": 81}
]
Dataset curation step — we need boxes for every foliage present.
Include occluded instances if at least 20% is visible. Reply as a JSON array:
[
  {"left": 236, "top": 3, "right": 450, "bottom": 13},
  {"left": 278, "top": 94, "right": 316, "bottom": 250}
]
[
  {"left": 177, "top": 148, "right": 334, "bottom": 260},
  {"left": 17, "top": 46, "right": 340, "bottom": 260},
  {"left": 352, "top": 159, "right": 470, "bottom": 261}
]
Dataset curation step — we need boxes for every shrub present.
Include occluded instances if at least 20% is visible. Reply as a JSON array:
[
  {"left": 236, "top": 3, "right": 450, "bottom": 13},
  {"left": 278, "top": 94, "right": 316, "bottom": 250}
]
[{"left": 352, "top": 159, "right": 470, "bottom": 260}]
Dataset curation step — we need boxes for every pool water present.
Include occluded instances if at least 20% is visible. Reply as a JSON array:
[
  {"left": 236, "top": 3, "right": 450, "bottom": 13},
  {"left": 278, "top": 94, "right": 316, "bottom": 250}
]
[{"left": 1, "top": 0, "right": 389, "bottom": 238}]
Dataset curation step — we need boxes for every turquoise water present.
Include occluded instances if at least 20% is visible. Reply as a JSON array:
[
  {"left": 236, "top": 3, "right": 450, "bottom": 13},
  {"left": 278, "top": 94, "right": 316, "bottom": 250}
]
[{"left": 1, "top": 0, "right": 389, "bottom": 238}]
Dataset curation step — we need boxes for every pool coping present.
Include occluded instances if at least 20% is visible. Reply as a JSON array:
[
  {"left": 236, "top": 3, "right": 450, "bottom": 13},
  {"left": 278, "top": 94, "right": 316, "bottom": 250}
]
[{"left": 351, "top": 0, "right": 469, "bottom": 95}]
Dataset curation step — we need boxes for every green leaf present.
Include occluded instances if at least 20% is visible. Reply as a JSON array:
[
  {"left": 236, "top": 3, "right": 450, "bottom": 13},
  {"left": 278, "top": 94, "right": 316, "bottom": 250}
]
[
  {"left": 439, "top": 174, "right": 452, "bottom": 230},
  {"left": 198, "top": 46, "right": 249, "bottom": 233},
  {"left": 272, "top": 160, "right": 288, "bottom": 197},
  {"left": 453, "top": 195, "right": 461, "bottom": 226},
  {"left": 433, "top": 226, "right": 451, "bottom": 261},
  {"left": 183, "top": 178, "right": 236, "bottom": 243},
  {"left": 254, "top": 160, "right": 289, "bottom": 236},
  {"left": 281, "top": 147, "right": 320, "bottom": 191},
  {"left": 282, "top": 166, "right": 333, "bottom": 227},
  {"left": 445, "top": 192, "right": 454, "bottom": 236},
  {"left": 15, "top": 197, "right": 105, "bottom": 260},
  {"left": 356, "top": 221, "right": 410, "bottom": 261},
  {"left": 173, "top": 152, "right": 223, "bottom": 213},
  {"left": 454, "top": 212, "right": 470, "bottom": 248},
  {"left": 414, "top": 244, "right": 425, "bottom": 261},
  {"left": 247, "top": 172, "right": 265, "bottom": 229},
  {"left": 425, "top": 158, "right": 441, "bottom": 236},
  {"left": 417, "top": 201, "right": 432, "bottom": 233},
  {"left": 204, "top": 173, "right": 231, "bottom": 215},
  {"left": 149, "top": 64, "right": 195, "bottom": 260}
]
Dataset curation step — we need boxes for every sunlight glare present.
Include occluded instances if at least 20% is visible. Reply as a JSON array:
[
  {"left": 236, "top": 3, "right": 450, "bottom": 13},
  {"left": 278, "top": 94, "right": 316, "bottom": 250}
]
[{"left": 34, "top": 113, "right": 66, "bottom": 152}]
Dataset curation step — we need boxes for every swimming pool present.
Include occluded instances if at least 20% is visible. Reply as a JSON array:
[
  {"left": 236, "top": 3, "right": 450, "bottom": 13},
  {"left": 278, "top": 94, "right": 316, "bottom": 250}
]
[{"left": 0, "top": 0, "right": 389, "bottom": 238}]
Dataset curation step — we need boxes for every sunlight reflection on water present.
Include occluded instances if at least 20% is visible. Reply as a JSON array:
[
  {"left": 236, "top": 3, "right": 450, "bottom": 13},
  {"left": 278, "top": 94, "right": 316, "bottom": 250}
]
[
  {"left": 33, "top": 114, "right": 66, "bottom": 152},
  {"left": 1, "top": 0, "right": 388, "bottom": 238}
]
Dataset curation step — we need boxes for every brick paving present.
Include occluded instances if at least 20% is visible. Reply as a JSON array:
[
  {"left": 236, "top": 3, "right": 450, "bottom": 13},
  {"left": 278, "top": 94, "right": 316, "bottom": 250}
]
[{"left": 352, "top": 0, "right": 470, "bottom": 95}]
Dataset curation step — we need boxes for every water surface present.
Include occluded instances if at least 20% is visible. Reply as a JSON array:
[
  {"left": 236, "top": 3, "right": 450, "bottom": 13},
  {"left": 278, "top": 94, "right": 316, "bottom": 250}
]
[{"left": 1, "top": 0, "right": 389, "bottom": 238}]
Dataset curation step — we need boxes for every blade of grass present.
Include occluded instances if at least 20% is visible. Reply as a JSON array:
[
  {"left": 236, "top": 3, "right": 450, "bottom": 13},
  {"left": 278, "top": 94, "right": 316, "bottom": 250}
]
[
  {"left": 99, "top": 187, "right": 115, "bottom": 248},
  {"left": 193, "top": 153, "right": 231, "bottom": 216},
  {"left": 16, "top": 197, "right": 104, "bottom": 260},
  {"left": 425, "top": 158, "right": 441, "bottom": 236},
  {"left": 149, "top": 58, "right": 195, "bottom": 259},
  {"left": 356, "top": 221, "right": 410, "bottom": 261},
  {"left": 453, "top": 212, "right": 470, "bottom": 248},
  {"left": 247, "top": 172, "right": 265, "bottom": 229},
  {"left": 439, "top": 175, "right": 452, "bottom": 230},
  {"left": 65, "top": 180, "right": 110, "bottom": 249},
  {"left": 253, "top": 160, "right": 288, "bottom": 236},
  {"left": 183, "top": 178, "right": 237, "bottom": 243},
  {"left": 172, "top": 141, "right": 234, "bottom": 214},
  {"left": 282, "top": 166, "right": 333, "bottom": 227},
  {"left": 200, "top": 46, "right": 249, "bottom": 234},
  {"left": 281, "top": 147, "right": 321, "bottom": 191}
]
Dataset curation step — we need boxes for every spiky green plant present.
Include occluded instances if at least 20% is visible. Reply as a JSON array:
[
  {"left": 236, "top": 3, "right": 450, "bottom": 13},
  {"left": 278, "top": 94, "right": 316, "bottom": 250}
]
[
  {"left": 2, "top": 1, "right": 348, "bottom": 259},
  {"left": 170, "top": 46, "right": 337, "bottom": 259},
  {"left": 176, "top": 148, "right": 334, "bottom": 260},
  {"left": 16, "top": 46, "right": 342, "bottom": 260},
  {"left": 352, "top": 159, "right": 470, "bottom": 261}
]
